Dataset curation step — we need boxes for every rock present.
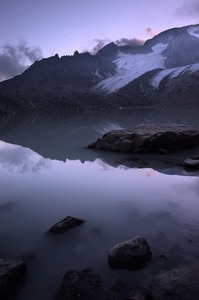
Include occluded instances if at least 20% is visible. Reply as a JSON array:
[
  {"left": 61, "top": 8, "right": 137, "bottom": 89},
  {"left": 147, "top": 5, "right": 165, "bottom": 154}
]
[
  {"left": 108, "top": 236, "right": 152, "bottom": 269},
  {"left": 150, "top": 266, "right": 199, "bottom": 300},
  {"left": 0, "top": 258, "right": 27, "bottom": 300},
  {"left": 183, "top": 158, "right": 199, "bottom": 169},
  {"left": 49, "top": 216, "right": 85, "bottom": 234},
  {"left": 88, "top": 124, "right": 199, "bottom": 153},
  {"left": 105, "top": 278, "right": 126, "bottom": 300},
  {"left": 55, "top": 268, "right": 100, "bottom": 300},
  {"left": 126, "top": 286, "right": 152, "bottom": 300}
]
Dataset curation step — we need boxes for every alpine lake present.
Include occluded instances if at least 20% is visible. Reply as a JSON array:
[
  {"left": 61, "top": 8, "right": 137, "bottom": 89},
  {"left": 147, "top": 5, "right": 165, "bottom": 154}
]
[{"left": 1, "top": 106, "right": 199, "bottom": 299}]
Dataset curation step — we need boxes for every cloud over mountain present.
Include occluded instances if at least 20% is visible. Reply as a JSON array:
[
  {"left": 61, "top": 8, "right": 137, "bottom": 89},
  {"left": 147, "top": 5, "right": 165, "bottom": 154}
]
[
  {"left": 115, "top": 38, "right": 144, "bottom": 46},
  {"left": 0, "top": 41, "right": 42, "bottom": 81},
  {"left": 145, "top": 27, "right": 156, "bottom": 38}
]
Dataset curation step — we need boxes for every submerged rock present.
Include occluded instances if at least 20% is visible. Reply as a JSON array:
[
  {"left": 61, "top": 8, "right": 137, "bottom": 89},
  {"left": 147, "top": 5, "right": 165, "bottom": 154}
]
[
  {"left": 108, "top": 236, "right": 152, "bottom": 269},
  {"left": 150, "top": 266, "right": 199, "bottom": 300},
  {"left": 0, "top": 258, "right": 27, "bottom": 300},
  {"left": 55, "top": 268, "right": 101, "bottom": 300},
  {"left": 49, "top": 216, "right": 85, "bottom": 234},
  {"left": 88, "top": 123, "right": 199, "bottom": 153}
]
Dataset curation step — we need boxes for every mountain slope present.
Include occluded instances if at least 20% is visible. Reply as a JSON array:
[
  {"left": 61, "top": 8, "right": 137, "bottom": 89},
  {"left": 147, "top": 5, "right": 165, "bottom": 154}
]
[{"left": 0, "top": 24, "right": 199, "bottom": 110}]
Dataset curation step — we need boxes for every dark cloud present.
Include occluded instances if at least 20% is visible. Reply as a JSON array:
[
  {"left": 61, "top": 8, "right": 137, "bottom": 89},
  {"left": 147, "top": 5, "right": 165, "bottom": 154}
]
[
  {"left": 145, "top": 27, "right": 156, "bottom": 38},
  {"left": 88, "top": 37, "right": 144, "bottom": 55},
  {"left": 115, "top": 38, "right": 144, "bottom": 46},
  {"left": 0, "top": 41, "right": 42, "bottom": 81},
  {"left": 176, "top": 0, "right": 199, "bottom": 16},
  {"left": 89, "top": 39, "right": 110, "bottom": 54}
]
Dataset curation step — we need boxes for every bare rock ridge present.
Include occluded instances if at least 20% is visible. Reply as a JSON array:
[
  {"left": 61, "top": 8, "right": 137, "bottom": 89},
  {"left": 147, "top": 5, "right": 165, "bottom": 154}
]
[
  {"left": 0, "top": 24, "right": 199, "bottom": 112},
  {"left": 88, "top": 123, "right": 199, "bottom": 153}
]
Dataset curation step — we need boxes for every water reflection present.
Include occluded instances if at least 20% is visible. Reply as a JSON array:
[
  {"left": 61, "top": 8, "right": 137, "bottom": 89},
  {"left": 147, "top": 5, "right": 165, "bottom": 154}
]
[
  {"left": 1, "top": 140, "right": 199, "bottom": 299},
  {"left": 0, "top": 141, "right": 50, "bottom": 173},
  {"left": 1, "top": 109, "right": 199, "bottom": 176}
]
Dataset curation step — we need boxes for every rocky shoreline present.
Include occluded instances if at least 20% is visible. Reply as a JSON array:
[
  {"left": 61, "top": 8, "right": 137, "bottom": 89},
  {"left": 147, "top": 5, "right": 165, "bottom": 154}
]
[{"left": 2, "top": 215, "right": 199, "bottom": 299}]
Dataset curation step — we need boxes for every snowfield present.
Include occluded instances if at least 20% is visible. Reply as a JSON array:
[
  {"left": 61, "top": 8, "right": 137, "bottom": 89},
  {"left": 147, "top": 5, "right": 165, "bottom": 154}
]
[
  {"left": 91, "top": 27, "right": 199, "bottom": 94},
  {"left": 92, "top": 43, "right": 168, "bottom": 94},
  {"left": 187, "top": 25, "right": 199, "bottom": 39},
  {"left": 151, "top": 63, "right": 199, "bottom": 88}
]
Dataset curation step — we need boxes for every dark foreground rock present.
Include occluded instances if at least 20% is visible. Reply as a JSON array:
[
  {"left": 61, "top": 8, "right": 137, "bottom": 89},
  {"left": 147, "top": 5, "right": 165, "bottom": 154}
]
[
  {"left": 108, "top": 236, "right": 152, "bottom": 269},
  {"left": 150, "top": 266, "right": 199, "bottom": 300},
  {"left": 55, "top": 268, "right": 101, "bottom": 300},
  {"left": 88, "top": 123, "right": 199, "bottom": 153},
  {"left": 105, "top": 278, "right": 126, "bottom": 300},
  {"left": 49, "top": 216, "right": 85, "bottom": 233},
  {"left": 126, "top": 286, "right": 152, "bottom": 300},
  {"left": 0, "top": 259, "right": 27, "bottom": 300}
]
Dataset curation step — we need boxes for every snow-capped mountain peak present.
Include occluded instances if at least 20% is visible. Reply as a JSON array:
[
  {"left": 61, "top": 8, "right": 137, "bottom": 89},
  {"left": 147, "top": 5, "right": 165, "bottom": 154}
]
[{"left": 92, "top": 43, "right": 168, "bottom": 94}]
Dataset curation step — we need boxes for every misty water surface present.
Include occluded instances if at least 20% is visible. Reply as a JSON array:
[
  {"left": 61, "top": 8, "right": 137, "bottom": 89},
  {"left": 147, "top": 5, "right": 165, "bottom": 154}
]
[{"left": 1, "top": 108, "right": 199, "bottom": 299}]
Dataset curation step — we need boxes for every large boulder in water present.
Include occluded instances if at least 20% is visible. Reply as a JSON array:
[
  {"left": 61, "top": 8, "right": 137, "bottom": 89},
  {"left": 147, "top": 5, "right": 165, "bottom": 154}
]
[
  {"left": 49, "top": 216, "right": 85, "bottom": 234},
  {"left": 150, "top": 266, "right": 199, "bottom": 300},
  {"left": 88, "top": 123, "right": 199, "bottom": 153},
  {"left": 108, "top": 236, "right": 152, "bottom": 269}
]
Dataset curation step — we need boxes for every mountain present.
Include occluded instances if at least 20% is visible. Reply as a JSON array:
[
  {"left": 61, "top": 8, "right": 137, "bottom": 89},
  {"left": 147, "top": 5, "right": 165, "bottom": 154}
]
[{"left": 0, "top": 24, "right": 199, "bottom": 111}]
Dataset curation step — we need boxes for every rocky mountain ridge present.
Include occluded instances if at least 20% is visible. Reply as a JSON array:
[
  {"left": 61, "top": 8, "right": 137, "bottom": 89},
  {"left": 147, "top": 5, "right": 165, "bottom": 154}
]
[{"left": 0, "top": 24, "right": 199, "bottom": 111}]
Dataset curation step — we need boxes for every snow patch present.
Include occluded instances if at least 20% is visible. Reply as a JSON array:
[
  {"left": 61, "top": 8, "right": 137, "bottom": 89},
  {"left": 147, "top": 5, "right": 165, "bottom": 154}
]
[
  {"left": 92, "top": 43, "right": 168, "bottom": 94},
  {"left": 92, "top": 68, "right": 103, "bottom": 79},
  {"left": 151, "top": 63, "right": 199, "bottom": 88},
  {"left": 151, "top": 69, "right": 173, "bottom": 88},
  {"left": 187, "top": 25, "right": 199, "bottom": 39}
]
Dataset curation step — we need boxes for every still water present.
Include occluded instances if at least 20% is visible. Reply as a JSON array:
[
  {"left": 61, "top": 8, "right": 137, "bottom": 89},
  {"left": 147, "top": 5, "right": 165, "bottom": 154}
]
[{"left": 1, "top": 108, "right": 199, "bottom": 299}]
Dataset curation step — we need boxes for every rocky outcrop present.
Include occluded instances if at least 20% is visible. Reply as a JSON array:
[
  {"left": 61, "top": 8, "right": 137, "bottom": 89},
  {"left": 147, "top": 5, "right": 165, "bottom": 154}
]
[
  {"left": 0, "top": 259, "right": 27, "bottom": 300},
  {"left": 49, "top": 216, "right": 85, "bottom": 234},
  {"left": 88, "top": 124, "right": 199, "bottom": 153},
  {"left": 55, "top": 268, "right": 100, "bottom": 300},
  {"left": 108, "top": 236, "right": 152, "bottom": 269},
  {"left": 150, "top": 266, "right": 199, "bottom": 300}
]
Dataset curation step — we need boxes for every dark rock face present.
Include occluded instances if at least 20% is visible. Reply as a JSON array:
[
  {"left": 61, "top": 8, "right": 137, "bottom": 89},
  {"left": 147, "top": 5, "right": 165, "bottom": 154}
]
[
  {"left": 0, "top": 259, "right": 27, "bottom": 300},
  {"left": 126, "top": 286, "right": 152, "bottom": 300},
  {"left": 108, "top": 236, "right": 152, "bottom": 269},
  {"left": 88, "top": 124, "right": 199, "bottom": 153},
  {"left": 49, "top": 216, "right": 85, "bottom": 234},
  {"left": 55, "top": 268, "right": 101, "bottom": 300},
  {"left": 150, "top": 266, "right": 199, "bottom": 300},
  {"left": 105, "top": 278, "right": 126, "bottom": 300}
]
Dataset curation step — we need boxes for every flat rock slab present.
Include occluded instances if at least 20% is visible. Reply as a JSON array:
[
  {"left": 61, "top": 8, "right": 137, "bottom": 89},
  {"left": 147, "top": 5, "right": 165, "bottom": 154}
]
[
  {"left": 151, "top": 266, "right": 199, "bottom": 300},
  {"left": 108, "top": 236, "right": 152, "bottom": 269},
  {"left": 88, "top": 123, "right": 199, "bottom": 153},
  {"left": 49, "top": 216, "right": 85, "bottom": 234},
  {"left": 55, "top": 268, "right": 101, "bottom": 300},
  {"left": 0, "top": 259, "right": 27, "bottom": 300}
]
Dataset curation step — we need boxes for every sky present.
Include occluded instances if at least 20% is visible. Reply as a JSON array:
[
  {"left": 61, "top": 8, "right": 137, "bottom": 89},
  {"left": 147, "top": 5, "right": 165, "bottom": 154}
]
[{"left": 0, "top": 0, "right": 199, "bottom": 81}]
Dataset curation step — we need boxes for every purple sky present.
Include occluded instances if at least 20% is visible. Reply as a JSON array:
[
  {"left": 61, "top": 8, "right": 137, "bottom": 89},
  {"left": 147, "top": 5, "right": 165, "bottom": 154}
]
[{"left": 0, "top": 0, "right": 199, "bottom": 80}]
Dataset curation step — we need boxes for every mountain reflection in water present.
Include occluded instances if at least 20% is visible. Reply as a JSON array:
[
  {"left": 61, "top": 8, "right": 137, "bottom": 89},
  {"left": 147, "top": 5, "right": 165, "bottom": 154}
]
[{"left": 1, "top": 138, "right": 199, "bottom": 299}]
